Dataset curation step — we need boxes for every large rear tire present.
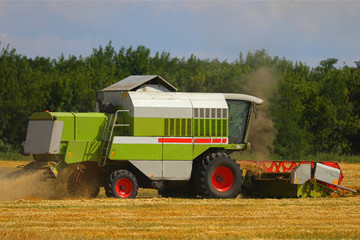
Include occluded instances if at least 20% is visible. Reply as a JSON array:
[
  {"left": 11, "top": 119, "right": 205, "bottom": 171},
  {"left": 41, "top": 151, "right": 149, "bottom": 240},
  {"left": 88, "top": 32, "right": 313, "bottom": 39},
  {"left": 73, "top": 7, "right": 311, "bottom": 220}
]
[
  {"left": 194, "top": 152, "right": 242, "bottom": 198},
  {"left": 105, "top": 169, "right": 138, "bottom": 199}
]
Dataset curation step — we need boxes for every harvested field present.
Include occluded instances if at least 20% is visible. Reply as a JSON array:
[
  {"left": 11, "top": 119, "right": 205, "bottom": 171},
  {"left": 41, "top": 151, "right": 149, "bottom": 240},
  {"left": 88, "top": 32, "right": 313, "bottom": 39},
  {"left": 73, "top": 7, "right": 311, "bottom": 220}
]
[
  {"left": 337, "top": 163, "right": 360, "bottom": 188},
  {"left": 0, "top": 161, "right": 359, "bottom": 239}
]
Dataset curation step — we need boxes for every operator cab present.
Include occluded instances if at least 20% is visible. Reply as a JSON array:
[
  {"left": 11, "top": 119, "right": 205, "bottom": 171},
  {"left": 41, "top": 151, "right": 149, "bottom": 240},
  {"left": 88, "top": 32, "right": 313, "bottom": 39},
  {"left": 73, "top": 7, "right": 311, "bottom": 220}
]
[{"left": 224, "top": 94, "right": 263, "bottom": 144}]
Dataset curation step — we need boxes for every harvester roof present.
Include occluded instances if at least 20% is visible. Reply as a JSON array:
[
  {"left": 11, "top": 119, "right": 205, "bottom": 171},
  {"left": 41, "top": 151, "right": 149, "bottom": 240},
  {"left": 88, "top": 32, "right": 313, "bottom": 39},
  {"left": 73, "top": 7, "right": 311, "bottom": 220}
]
[
  {"left": 101, "top": 75, "right": 178, "bottom": 92},
  {"left": 224, "top": 93, "right": 264, "bottom": 105}
]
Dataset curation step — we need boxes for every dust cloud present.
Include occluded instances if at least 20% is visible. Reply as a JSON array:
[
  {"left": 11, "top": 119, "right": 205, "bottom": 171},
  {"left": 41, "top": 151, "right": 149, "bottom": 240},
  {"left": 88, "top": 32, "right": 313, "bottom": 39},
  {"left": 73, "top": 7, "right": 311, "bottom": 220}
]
[
  {"left": 0, "top": 167, "right": 68, "bottom": 201},
  {"left": 241, "top": 67, "right": 278, "bottom": 159}
]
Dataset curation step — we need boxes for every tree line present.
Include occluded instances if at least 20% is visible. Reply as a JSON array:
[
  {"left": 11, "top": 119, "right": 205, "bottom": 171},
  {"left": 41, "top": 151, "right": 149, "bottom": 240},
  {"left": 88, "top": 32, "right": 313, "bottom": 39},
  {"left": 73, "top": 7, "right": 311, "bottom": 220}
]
[{"left": 1, "top": 41, "right": 359, "bottom": 159}]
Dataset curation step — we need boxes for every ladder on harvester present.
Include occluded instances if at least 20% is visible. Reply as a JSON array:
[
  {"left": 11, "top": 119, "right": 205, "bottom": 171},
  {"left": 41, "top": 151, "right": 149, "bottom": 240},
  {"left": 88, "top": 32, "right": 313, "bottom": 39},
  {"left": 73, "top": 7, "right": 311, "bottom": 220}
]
[{"left": 98, "top": 109, "right": 130, "bottom": 166}]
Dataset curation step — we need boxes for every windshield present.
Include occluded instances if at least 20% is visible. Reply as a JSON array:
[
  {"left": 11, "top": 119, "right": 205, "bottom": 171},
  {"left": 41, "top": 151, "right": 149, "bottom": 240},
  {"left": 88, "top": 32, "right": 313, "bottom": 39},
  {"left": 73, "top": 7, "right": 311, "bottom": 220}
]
[{"left": 227, "top": 100, "right": 251, "bottom": 144}]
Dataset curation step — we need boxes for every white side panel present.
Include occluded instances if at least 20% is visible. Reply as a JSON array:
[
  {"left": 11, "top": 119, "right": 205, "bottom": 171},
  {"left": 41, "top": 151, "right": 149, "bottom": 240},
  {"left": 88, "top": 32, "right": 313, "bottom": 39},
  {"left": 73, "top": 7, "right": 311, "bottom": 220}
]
[
  {"left": 191, "top": 100, "right": 228, "bottom": 109},
  {"left": 290, "top": 164, "right": 311, "bottom": 184},
  {"left": 190, "top": 93, "right": 227, "bottom": 109},
  {"left": 24, "top": 120, "right": 63, "bottom": 154},
  {"left": 129, "top": 160, "right": 192, "bottom": 181},
  {"left": 130, "top": 92, "right": 193, "bottom": 118},
  {"left": 103, "top": 91, "right": 123, "bottom": 106},
  {"left": 120, "top": 93, "right": 135, "bottom": 117},
  {"left": 113, "top": 136, "right": 160, "bottom": 144},
  {"left": 129, "top": 160, "right": 163, "bottom": 180},
  {"left": 162, "top": 160, "right": 193, "bottom": 180},
  {"left": 102, "top": 91, "right": 264, "bottom": 119},
  {"left": 49, "top": 121, "right": 64, "bottom": 153},
  {"left": 103, "top": 91, "right": 135, "bottom": 117},
  {"left": 187, "top": 92, "right": 225, "bottom": 100},
  {"left": 134, "top": 103, "right": 193, "bottom": 118},
  {"left": 128, "top": 92, "right": 230, "bottom": 118},
  {"left": 314, "top": 163, "right": 341, "bottom": 185}
]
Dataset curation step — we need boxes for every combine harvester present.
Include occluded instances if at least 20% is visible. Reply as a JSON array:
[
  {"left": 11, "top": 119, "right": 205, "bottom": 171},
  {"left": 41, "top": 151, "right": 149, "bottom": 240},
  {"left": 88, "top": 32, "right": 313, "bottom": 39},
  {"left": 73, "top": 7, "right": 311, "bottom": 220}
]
[{"left": 20, "top": 75, "right": 358, "bottom": 198}]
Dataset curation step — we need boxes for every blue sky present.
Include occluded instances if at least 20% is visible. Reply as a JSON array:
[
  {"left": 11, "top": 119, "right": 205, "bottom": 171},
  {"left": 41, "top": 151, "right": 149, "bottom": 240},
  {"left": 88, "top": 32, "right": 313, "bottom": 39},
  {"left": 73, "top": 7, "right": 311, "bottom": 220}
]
[{"left": 1, "top": 1, "right": 359, "bottom": 67}]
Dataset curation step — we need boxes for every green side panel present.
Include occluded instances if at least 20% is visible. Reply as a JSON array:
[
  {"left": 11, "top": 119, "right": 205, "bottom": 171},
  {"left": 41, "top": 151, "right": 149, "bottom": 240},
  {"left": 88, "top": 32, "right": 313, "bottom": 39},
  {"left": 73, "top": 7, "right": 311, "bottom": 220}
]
[
  {"left": 50, "top": 112, "right": 75, "bottom": 118},
  {"left": 132, "top": 117, "right": 229, "bottom": 137},
  {"left": 164, "top": 118, "right": 192, "bottom": 137},
  {"left": 193, "top": 145, "right": 214, "bottom": 159},
  {"left": 163, "top": 144, "right": 193, "bottom": 160},
  {"left": 29, "top": 112, "right": 107, "bottom": 141},
  {"left": 56, "top": 114, "right": 75, "bottom": 141},
  {"left": 73, "top": 113, "right": 107, "bottom": 140},
  {"left": 59, "top": 142, "right": 68, "bottom": 155},
  {"left": 163, "top": 118, "right": 228, "bottom": 137},
  {"left": 193, "top": 144, "right": 246, "bottom": 159},
  {"left": 110, "top": 144, "right": 162, "bottom": 160},
  {"left": 64, "top": 141, "right": 102, "bottom": 164},
  {"left": 133, "top": 118, "right": 164, "bottom": 136},
  {"left": 29, "top": 112, "right": 54, "bottom": 120},
  {"left": 193, "top": 119, "right": 228, "bottom": 137}
]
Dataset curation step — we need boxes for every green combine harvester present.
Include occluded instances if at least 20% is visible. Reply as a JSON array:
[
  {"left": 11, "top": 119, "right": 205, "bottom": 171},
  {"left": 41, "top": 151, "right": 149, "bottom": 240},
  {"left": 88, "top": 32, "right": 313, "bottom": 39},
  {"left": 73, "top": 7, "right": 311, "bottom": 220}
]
[{"left": 20, "top": 75, "right": 358, "bottom": 198}]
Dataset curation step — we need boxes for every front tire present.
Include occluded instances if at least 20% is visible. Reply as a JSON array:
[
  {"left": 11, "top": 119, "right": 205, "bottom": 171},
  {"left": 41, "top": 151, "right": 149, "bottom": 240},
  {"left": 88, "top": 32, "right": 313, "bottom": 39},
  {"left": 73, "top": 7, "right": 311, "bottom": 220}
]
[
  {"left": 194, "top": 152, "right": 242, "bottom": 198},
  {"left": 106, "top": 169, "right": 138, "bottom": 198}
]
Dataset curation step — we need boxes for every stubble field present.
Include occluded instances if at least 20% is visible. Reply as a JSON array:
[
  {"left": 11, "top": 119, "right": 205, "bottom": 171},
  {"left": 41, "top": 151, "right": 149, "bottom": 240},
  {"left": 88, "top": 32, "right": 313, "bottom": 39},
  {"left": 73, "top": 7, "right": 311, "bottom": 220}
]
[{"left": 0, "top": 161, "right": 359, "bottom": 239}]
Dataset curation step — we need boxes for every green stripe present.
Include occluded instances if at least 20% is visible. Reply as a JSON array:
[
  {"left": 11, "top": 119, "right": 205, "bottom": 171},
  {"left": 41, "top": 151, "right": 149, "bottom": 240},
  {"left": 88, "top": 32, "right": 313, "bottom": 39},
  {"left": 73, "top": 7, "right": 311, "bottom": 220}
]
[{"left": 110, "top": 143, "right": 162, "bottom": 160}]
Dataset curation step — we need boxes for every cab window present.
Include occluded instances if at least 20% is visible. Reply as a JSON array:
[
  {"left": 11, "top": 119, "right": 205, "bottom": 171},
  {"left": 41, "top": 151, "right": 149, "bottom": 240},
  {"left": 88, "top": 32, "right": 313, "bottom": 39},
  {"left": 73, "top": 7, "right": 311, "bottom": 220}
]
[{"left": 226, "top": 100, "right": 250, "bottom": 144}]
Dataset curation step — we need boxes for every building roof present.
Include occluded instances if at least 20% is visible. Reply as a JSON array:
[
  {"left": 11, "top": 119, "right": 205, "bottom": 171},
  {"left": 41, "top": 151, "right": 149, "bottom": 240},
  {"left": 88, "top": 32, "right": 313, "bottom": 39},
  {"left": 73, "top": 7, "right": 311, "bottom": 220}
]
[{"left": 101, "top": 75, "right": 178, "bottom": 92}]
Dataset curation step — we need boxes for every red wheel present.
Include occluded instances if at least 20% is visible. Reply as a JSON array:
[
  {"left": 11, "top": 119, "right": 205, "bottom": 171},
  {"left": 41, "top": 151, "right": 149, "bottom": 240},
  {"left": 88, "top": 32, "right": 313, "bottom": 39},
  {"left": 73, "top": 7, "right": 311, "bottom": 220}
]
[
  {"left": 194, "top": 152, "right": 242, "bottom": 198},
  {"left": 115, "top": 178, "right": 133, "bottom": 198},
  {"left": 212, "top": 166, "right": 233, "bottom": 192},
  {"left": 105, "top": 169, "right": 138, "bottom": 199}
]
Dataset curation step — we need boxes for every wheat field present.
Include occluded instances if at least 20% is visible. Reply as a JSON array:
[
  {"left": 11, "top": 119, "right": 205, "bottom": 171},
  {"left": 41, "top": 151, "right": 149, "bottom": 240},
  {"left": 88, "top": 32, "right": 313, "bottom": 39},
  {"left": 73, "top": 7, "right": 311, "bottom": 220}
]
[{"left": 0, "top": 161, "right": 359, "bottom": 239}]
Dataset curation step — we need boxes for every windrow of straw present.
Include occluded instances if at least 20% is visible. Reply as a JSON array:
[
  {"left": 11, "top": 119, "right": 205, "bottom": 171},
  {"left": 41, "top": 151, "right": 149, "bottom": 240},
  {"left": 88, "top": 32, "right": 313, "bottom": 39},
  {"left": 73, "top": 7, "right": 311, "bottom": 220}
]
[{"left": 238, "top": 160, "right": 266, "bottom": 177}]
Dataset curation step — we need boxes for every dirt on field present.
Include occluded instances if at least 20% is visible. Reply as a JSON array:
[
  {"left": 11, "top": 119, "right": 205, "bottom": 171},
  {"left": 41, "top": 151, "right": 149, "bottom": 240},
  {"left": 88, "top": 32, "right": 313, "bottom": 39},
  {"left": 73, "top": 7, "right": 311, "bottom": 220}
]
[
  {"left": 0, "top": 160, "right": 158, "bottom": 201},
  {"left": 0, "top": 161, "right": 70, "bottom": 201}
]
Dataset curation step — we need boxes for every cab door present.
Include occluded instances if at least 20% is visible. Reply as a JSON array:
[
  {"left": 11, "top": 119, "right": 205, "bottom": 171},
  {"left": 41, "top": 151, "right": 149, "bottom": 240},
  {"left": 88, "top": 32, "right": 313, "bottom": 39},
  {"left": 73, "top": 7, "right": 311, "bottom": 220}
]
[{"left": 226, "top": 100, "right": 251, "bottom": 144}]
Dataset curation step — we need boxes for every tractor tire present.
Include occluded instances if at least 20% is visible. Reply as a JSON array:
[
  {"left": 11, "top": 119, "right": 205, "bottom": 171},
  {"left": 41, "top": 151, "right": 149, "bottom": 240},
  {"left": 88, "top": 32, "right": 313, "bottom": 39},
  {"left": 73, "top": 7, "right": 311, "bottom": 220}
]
[
  {"left": 105, "top": 169, "right": 138, "bottom": 199},
  {"left": 194, "top": 152, "right": 242, "bottom": 198},
  {"left": 67, "top": 166, "right": 100, "bottom": 199}
]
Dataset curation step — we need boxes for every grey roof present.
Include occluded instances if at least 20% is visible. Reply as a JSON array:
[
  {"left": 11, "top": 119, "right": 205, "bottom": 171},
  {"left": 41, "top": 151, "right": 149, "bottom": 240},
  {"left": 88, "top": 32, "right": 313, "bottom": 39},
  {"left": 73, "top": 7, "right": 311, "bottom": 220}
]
[{"left": 101, "top": 75, "right": 178, "bottom": 92}]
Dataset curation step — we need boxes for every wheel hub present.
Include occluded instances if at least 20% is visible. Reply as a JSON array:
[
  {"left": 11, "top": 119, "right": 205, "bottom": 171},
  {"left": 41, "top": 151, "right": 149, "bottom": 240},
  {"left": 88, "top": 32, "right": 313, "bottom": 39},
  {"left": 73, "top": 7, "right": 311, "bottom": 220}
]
[
  {"left": 215, "top": 175, "right": 223, "bottom": 183},
  {"left": 115, "top": 178, "right": 133, "bottom": 198},
  {"left": 211, "top": 166, "right": 233, "bottom": 192}
]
